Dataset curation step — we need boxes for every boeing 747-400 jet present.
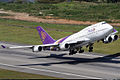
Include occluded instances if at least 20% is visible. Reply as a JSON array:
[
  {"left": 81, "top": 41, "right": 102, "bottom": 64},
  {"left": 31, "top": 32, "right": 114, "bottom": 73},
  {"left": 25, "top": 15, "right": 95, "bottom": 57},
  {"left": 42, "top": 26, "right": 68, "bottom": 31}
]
[{"left": 1, "top": 21, "right": 119, "bottom": 55}]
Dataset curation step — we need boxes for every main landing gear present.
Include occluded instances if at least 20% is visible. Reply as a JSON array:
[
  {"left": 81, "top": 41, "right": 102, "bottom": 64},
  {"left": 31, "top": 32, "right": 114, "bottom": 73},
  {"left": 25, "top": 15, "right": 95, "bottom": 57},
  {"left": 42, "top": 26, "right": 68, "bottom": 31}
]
[
  {"left": 69, "top": 49, "right": 77, "bottom": 55},
  {"left": 87, "top": 43, "right": 94, "bottom": 52},
  {"left": 89, "top": 46, "right": 93, "bottom": 52},
  {"left": 79, "top": 47, "right": 84, "bottom": 53},
  {"left": 69, "top": 47, "right": 84, "bottom": 55},
  {"left": 68, "top": 43, "right": 94, "bottom": 55}
]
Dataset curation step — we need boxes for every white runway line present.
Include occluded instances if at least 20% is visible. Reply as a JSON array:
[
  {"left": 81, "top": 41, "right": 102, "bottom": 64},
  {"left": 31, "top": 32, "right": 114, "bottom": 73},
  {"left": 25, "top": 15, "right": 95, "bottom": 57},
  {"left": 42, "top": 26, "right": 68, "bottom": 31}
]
[
  {"left": 79, "top": 53, "right": 103, "bottom": 57},
  {"left": 0, "top": 63, "right": 102, "bottom": 79},
  {"left": 79, "top": 53, "right": 120, "bottom": 61}
]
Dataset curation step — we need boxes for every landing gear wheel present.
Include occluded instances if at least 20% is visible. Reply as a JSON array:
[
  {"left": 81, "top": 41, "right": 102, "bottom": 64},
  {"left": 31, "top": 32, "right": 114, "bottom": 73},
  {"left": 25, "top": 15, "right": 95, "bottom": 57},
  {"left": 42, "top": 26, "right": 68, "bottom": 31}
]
[
  {"left": 79, "top": 47, "right": 84, "bottom": 53},
  {"left": 89, "top": 49, "right": 93, "bottom": 52},
  {"left": 69, "top": 53, "right": 73, "bottom": 55},
  {"left": 89, "top": 46, "right": 93, "bottom": 52},
  {"left": 79, "top": 50, "right": 84, "bottom": 53},
  {"left": 89, "top": 47, "right": 93, "bottom": 50},
  {"left": 69, "top": 49, "right": 77, "bottom": 55}
]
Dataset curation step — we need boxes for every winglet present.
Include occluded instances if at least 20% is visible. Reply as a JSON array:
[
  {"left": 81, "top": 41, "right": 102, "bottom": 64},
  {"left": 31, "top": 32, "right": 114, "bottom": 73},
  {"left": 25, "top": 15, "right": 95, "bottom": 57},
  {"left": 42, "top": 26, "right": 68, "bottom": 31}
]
[
  {"left": 1, "top": 45, "right": 6, "bottom": 48},
  {"left": 113, "top": 29, "right": 117, "bottom": 32},
  {"left": 113, "top": 29, "right": 118, "bottom": 34}
]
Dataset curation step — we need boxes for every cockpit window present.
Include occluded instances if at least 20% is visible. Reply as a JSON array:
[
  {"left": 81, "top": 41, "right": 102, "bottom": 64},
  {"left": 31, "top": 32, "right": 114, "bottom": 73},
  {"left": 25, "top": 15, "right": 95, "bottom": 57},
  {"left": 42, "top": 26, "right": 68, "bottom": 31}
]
[{"left": 102, "top": 22, "right": 106, "bottom": 24}]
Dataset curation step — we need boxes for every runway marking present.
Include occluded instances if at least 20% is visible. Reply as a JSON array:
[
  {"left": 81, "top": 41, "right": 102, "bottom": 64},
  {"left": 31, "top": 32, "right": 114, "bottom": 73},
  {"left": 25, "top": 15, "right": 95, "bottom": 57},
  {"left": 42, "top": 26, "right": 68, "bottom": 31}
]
[
  {"left": 79, "top": 53, "right": 103, "bottom": 57},
  {"left": 0, "top": 63, "right": 102, "bottom": 79},
  {"left": 79, "top": 53, "right": 120, "bottom": 61}
]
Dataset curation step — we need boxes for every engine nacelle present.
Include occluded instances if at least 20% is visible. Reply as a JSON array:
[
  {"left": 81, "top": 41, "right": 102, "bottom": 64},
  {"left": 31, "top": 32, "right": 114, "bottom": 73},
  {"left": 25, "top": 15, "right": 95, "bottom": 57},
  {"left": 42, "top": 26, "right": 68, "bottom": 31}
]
[
  {"left": 65, "top": 43, "right": 70, "bottom": 49},
  {"left": 32, "top": 46, "right": 42, "bottom": 52},
  {"left": 111, "top": 35, "right": 118, "bottom": 41},
  {"left": 103, "top": 35, "right": 118, "bottom": 44},
  {"left": 103, "top": 36, "right": 113, "bottom": 44},
  {"left": 59, "top": 43, "right": 70, "bottom": 50}
]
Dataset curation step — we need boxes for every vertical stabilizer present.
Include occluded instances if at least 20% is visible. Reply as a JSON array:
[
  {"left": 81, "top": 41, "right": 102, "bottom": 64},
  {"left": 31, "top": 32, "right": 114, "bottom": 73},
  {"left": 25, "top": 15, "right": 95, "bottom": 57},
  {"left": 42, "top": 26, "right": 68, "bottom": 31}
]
[{"left": 36, "top": 26, "right": 56, "bottom": 44}]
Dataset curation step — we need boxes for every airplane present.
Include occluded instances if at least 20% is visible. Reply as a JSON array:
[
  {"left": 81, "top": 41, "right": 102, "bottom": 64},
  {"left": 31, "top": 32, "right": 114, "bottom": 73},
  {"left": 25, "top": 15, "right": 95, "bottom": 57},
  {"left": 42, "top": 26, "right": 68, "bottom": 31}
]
[{"left": 1, "top": 21, "right": 119, "bottom": 55}]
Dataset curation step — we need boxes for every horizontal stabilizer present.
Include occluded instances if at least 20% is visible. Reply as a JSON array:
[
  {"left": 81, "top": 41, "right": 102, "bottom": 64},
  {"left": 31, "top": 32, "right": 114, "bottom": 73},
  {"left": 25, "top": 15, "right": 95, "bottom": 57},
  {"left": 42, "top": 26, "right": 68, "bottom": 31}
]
[{"left": 1, "top": 45, "right": 6, "bottom": 48}]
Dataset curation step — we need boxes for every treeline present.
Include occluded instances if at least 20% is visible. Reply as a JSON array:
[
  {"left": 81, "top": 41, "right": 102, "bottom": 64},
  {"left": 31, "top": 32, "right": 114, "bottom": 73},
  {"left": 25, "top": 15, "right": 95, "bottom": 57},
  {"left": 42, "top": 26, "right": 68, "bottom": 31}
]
[
  {"left": 36, "top": 0, "right": 66, "bottom": 3},
  {"left": 9, "top": 0, "right": 66, "bottom": 3},
  {"left": 75, "top": 0, "right": 120, "bottom": 3},
  {"left": 33, "top": 0, "right": 120, "bottom": 3},
  {"left": 3, "top": 0, "right": 120, "bottom": 3}
]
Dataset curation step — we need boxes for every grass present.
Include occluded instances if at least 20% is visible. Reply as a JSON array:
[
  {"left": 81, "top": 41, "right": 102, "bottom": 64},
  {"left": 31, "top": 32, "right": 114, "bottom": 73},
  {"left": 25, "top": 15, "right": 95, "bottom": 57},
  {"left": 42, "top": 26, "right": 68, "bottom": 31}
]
[
  {"left": 0, "top": 18, "right": 120, "bottom": 54},
  {"left": 0, "top": 18, "right": 85, "bottom": 44},
  {"left": 0, "top": 68, "right": 57, "bottom": 79},
  {"left": 0, "top": 2, "right": 120, "bottom": 22}
]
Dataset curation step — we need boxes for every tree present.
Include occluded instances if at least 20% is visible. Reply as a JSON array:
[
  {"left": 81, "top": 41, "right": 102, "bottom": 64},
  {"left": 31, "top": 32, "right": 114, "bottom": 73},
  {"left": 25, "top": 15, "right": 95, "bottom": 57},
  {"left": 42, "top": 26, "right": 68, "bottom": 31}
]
[{"left": 13, "top": 0, "right": 34, "bottom": 3}]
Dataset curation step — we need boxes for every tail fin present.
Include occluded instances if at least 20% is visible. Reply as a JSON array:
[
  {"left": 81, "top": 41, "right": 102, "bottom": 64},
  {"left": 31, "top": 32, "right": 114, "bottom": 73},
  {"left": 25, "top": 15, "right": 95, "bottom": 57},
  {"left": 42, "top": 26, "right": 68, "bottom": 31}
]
[{"left": 36, "top": 26, "right": 56, "bottom": 44}]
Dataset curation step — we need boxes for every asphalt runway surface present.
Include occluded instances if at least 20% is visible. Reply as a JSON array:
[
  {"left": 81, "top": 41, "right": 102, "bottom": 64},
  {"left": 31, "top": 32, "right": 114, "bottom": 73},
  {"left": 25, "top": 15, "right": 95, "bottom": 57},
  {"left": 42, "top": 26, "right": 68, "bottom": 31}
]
[{"left": 0, "top": 42, "right": 120, "bottom": 79}]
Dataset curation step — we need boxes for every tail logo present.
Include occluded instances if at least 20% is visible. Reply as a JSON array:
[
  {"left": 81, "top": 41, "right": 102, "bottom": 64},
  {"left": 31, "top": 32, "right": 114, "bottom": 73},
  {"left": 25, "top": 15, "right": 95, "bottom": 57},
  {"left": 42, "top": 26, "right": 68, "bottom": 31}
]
[{"left": 41, "top": 31, "right": 46, "bottom": 41}]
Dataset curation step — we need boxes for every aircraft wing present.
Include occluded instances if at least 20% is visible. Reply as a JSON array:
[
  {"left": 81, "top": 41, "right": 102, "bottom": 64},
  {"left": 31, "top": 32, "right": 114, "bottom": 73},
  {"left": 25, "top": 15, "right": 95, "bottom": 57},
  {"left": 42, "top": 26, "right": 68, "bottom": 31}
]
[
  {"left": 110, "top": 29, "right": 118, "bottom": 35},
  {"left": 66, "top": 37, "right": 90, "bottom": 45},
  {"left": 1, "top": 43, "right": 59, "bottom": 49}
]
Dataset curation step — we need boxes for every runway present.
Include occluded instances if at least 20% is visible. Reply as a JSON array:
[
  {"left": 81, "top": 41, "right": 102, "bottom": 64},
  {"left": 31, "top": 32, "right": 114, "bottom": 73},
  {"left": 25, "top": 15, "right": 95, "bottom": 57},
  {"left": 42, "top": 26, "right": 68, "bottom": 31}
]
[{"left": 0, "top": 42, "right": 120, "bottom": 79}]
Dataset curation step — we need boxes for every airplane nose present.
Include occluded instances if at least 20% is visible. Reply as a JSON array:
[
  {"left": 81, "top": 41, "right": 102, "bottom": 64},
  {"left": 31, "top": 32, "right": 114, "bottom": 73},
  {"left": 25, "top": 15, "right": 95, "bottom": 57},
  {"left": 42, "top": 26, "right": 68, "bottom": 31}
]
[
  {"left": 109, "top": 26, "right": 113, "bottom": 32},
  {"left": 108, "top": 24, "right": 113, "bottom": 30},
  {"left": 111, "top": 27, "right": 114, "bottom": 31},
  {"left": 106, "top": 24, "right": 113, "bottom": 33}
]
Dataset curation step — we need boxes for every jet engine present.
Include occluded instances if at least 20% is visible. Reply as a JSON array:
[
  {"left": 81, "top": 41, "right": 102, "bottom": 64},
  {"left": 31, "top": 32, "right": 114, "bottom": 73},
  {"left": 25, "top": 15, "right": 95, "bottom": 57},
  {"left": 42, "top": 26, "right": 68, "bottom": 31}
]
[
  {"left": 32, "top": 46, "right": 42, "bottom": 52},
  {"left": 111, "top": 35, "right": 118, "bottom": 41},
  {"left": 103, "top": 36, "right": 112, "bottom": 44},
  {"left": 65, "top": 43, "right": 70, "bottom": 48},
  {"left": 103, "top": 35, "right": 118, "bottom": 44}
]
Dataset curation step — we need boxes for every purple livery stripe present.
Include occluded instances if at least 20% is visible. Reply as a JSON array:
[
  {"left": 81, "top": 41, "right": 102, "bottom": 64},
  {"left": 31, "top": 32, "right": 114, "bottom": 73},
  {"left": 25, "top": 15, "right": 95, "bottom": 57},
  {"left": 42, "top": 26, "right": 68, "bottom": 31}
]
[
  {"left": 55, "top": 36, "right": 70, "bottom": 44},
  {"left": 36, "top": 26, "right": 56, "bottom": 44}
]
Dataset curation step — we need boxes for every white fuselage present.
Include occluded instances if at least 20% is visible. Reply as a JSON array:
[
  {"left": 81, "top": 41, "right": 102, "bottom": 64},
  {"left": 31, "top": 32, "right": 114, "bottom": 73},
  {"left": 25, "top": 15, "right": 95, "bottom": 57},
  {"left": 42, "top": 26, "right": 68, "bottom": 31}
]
[{"left": 58, "top": 22, "right": 113, "bottom": 50}]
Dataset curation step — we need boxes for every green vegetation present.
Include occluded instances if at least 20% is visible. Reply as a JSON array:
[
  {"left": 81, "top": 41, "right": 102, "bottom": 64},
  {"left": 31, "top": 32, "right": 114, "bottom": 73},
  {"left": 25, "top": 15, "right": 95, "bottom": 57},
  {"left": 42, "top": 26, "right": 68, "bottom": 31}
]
[
  {"left": 0, "top": 18, "right": 120, "bottom": 54},
  {"left": 0, "top": 2, "right": 120, "bottom": 22},
  {"left": 0, "top": 68, "right": 57, "bottom": 79}
]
